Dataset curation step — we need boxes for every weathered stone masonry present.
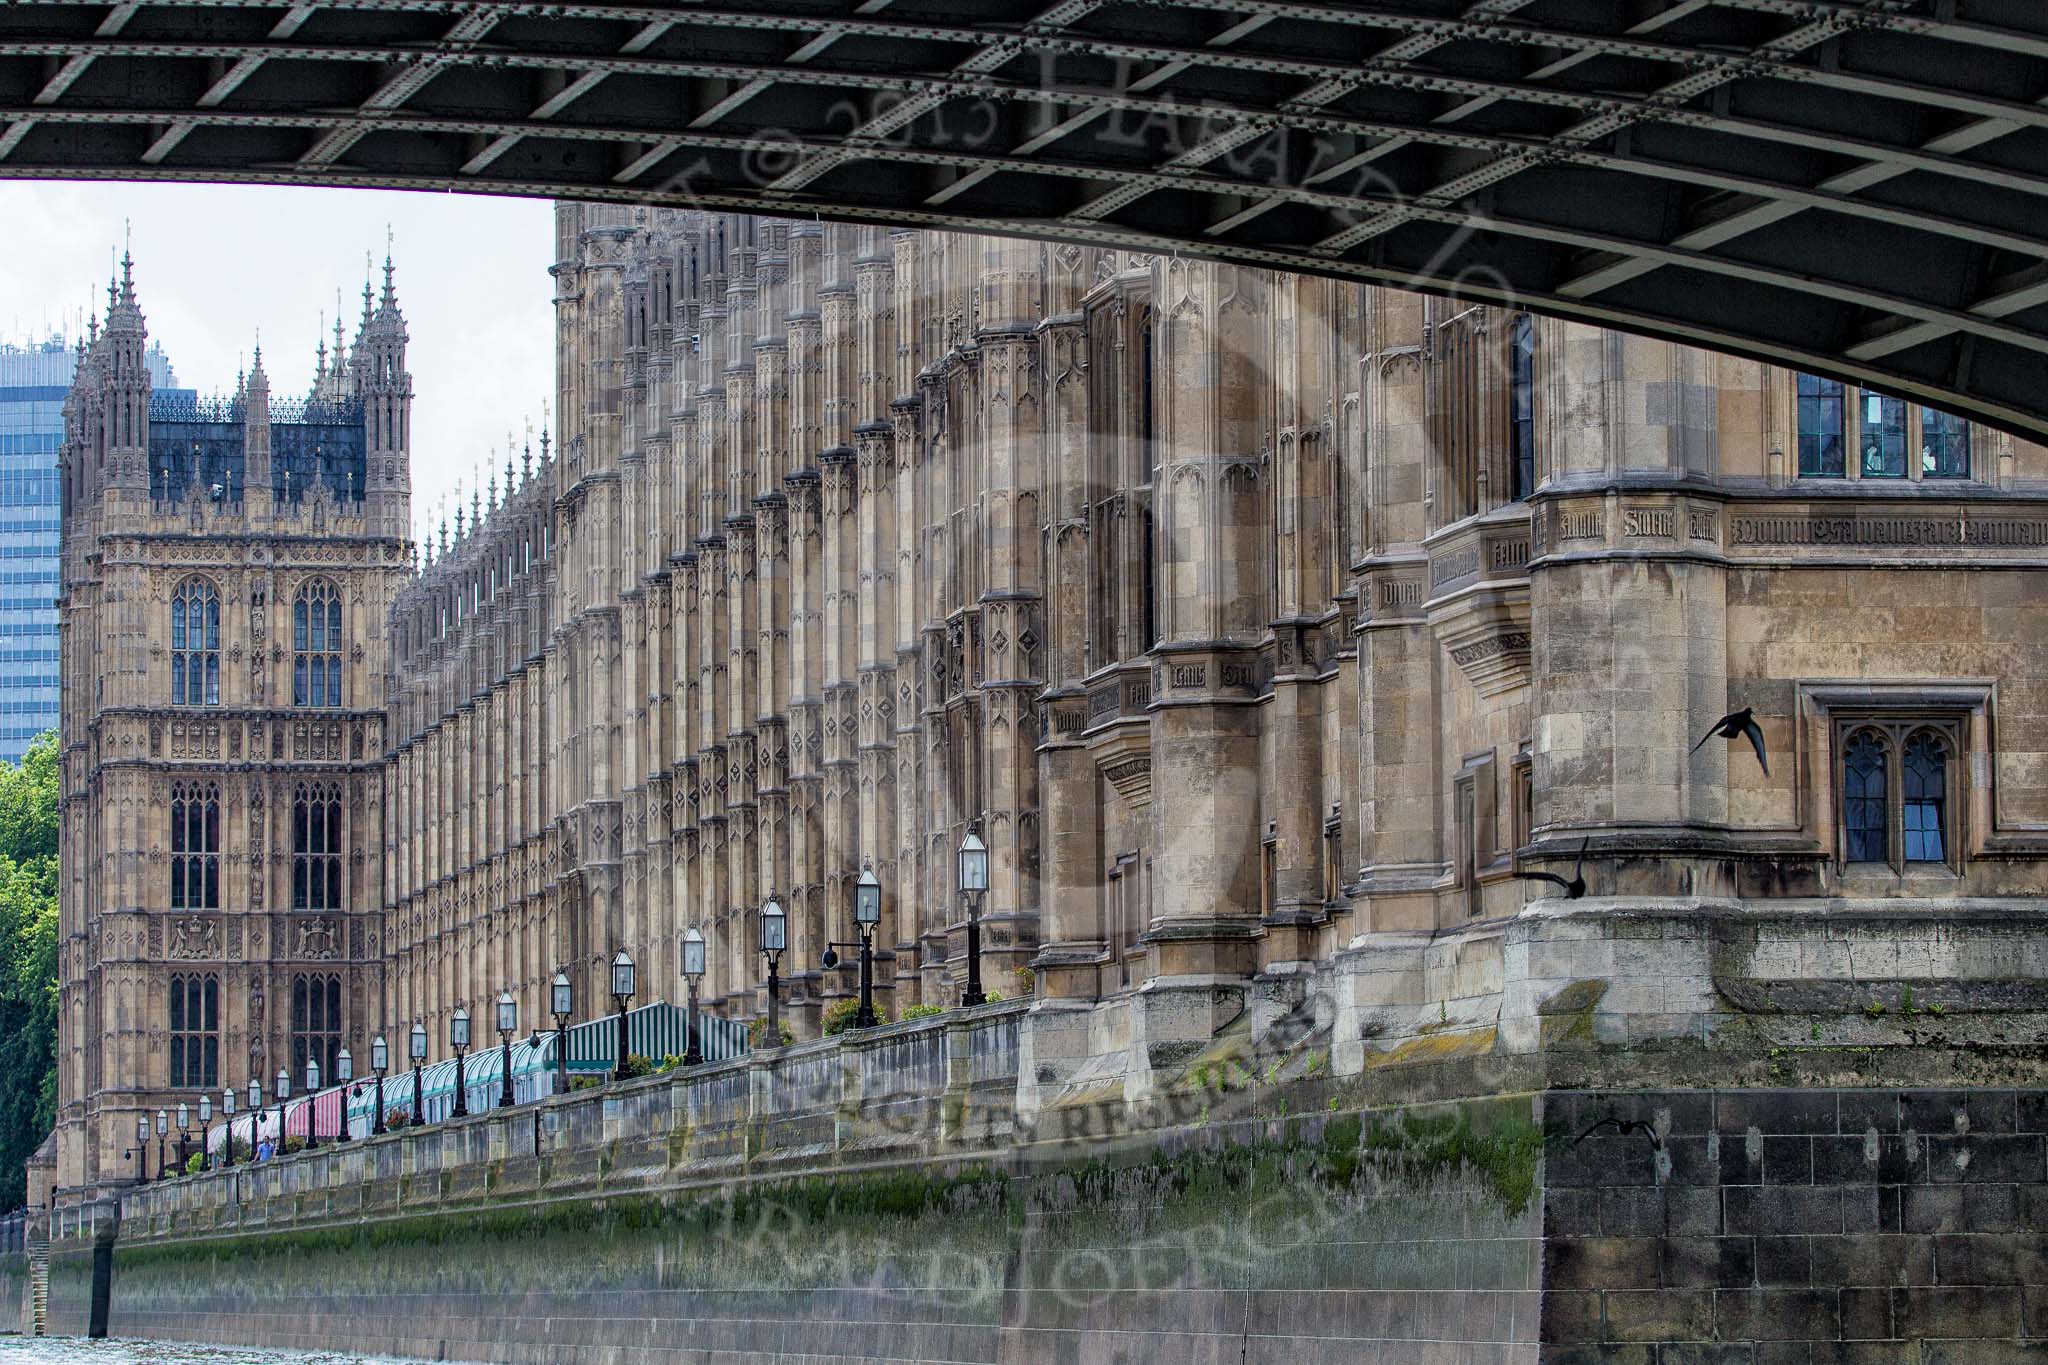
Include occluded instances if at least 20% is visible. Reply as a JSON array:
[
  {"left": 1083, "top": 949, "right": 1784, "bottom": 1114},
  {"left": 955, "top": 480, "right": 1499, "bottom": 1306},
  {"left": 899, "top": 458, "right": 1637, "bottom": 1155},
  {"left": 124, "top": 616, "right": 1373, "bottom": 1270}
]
[{"left": 53, "top": 206, "right": 2048, "bottom": 1242}]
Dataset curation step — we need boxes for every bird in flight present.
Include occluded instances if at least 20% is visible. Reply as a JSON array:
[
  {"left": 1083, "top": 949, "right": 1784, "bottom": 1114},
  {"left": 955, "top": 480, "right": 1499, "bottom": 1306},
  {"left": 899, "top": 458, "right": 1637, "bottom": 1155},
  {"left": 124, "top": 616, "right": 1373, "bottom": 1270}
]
[
  {"left": 1516, "top": 835, "right": 1589, "bottom": 899},
  {"left": 1574, "top": 1114, "right": 1663, "bottom": 1150},
  {"left": 1692, "top": 706, "right": 1769, "bottom": 776}
]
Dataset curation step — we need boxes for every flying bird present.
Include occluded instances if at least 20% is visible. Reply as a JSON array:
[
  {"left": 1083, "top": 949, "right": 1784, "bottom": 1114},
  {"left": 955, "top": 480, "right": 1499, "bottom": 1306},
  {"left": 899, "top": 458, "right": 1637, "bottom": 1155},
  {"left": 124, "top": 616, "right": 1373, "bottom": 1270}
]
[
  {"left": 1516, "top": 836, "right": 1589, "bottom": 899},
  {"left": 1574, "top": 1115, "right": 1663, "bottom": 1151},
  {"left": 1692, "top": 706, "right": 1769, "bottom": 776}
]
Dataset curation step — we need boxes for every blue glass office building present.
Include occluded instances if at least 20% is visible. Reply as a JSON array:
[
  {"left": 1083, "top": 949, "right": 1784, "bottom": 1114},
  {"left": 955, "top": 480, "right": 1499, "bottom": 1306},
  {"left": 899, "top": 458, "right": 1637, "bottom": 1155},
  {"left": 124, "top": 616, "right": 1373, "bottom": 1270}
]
[{"left": 0, "top": 336, "right": 182, "bottom": 760}]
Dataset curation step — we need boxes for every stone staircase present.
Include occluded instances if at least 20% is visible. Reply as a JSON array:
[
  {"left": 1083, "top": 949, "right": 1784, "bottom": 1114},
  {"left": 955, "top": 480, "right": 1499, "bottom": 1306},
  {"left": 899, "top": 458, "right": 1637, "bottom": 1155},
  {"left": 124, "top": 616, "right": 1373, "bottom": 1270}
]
[{"left": 25, "top": 1224, "right": 47, "bottom": 1336}]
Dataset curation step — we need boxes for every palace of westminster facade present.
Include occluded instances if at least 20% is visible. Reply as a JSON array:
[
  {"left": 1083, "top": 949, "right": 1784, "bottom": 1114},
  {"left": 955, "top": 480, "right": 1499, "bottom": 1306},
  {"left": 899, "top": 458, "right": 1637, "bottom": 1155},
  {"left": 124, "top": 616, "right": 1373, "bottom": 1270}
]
[{"left": 49, "top": 206, "right": 2048, "bottom": 1194}]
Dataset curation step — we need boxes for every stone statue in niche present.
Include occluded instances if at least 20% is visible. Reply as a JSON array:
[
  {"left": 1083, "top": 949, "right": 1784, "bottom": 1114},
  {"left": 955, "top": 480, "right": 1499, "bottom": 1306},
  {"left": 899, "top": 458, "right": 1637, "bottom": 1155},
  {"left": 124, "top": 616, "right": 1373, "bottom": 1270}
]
[
  {"left": 168, "top": 915, "right": 217, "bottom": 960},
  {"left": 295, "top": 917, "right": 339, "bottom": 961}
]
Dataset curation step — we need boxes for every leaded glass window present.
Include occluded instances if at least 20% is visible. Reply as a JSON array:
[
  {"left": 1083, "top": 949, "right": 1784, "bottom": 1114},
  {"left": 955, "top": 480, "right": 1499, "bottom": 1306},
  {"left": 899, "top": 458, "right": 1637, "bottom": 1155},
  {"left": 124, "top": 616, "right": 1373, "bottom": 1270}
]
[
  {"left": 1510, "top": 313, "right": 1536, "bottom": 500},
  {"left": 1921, "top": 410, "right": 1971, "bottom": 479},
  {"left": 293, "top": 782, "right": 342, "bottom": 910},
  {"left": 1843, "top": 731, "right": 1888, "bottom": 863},
  {"left": 170, "top": 578, "right": 221, "bottom": 705},
  {"left": 1835, "top": 717, "right": 1963, "bottom": 873},
  {"left": 1860, "top": 392, "right": 1908, "bottom": 477},
  {"left": 169, "top": 780, "right": 220, "bottom": 910},
  {"left": 1796, "top": 374, "right": 1844, "bottom": 477},
  {"left": 1903, "top": 731, "right": 1949, "bottom": 864},
  {"left": 293, "top": 578, "right": 343, "bottom": 708},
  {"left": 169, "top": 973, "right": 218, "bottom": 1089},
  {"left": 291, "top": 973, "right": 343, "bottom": 1082}
]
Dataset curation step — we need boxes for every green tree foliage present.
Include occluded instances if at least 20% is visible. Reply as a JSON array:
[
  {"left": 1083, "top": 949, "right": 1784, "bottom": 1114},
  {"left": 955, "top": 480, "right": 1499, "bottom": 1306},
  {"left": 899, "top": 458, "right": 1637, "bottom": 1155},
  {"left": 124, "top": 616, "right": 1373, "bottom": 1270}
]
[{"left": 0, "top": 732, "right": 60, "bottom": 1208}]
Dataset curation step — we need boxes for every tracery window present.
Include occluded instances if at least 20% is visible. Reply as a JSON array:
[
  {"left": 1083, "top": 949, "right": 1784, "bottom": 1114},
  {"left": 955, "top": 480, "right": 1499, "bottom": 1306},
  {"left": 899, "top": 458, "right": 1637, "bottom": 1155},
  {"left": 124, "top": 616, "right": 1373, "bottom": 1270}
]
[
  {"left": 290, "top": 972, "right": 343, "bottom": 1082},
  {"left": 293, "top": 578, "right": 343, "bottom": 707},
  {"left": 1797, "top": 374, "right": 1845, "bottom": 477},
  {"left": 1843, "top": 732, "right": 1888, "bottom": 863},
  {"left": 170, "top": 578, "right": 221, "bottom": 705},
  {"left": 1509, "top": 313, "right": 1536, "bottom": 501},
  {"left": 169, "top": 780, "right": 220, "bottom": 910},
  {"left": 293, "top": 782, "right": 342, "bottom": 910},
  {"left": 169, "top": 973, "right": 218, "bottom": 1089},
  {"left": 1837, "top": 720, "right": 1960, "bottom": 872}
]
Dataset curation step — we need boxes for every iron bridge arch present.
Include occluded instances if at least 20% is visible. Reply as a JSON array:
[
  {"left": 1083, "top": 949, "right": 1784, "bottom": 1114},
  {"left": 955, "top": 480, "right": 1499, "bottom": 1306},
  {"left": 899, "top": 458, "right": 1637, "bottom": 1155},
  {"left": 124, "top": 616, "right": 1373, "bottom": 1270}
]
[{"left": 6, "top": 1, "right": 2048, "bottom": 436}]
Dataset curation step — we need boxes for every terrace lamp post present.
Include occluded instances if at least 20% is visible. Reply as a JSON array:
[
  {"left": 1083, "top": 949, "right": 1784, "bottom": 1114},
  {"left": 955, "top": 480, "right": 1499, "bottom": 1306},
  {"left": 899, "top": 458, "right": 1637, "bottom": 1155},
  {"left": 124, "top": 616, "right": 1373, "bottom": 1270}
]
[
  {"left": 550, "top": 972, "right": 574, "bottom": 1095},
  {"left": 409, "top": 1022, "right": 427, "bottom": 1124},
  {"left": 246, "top": 1078, "right": 262, "bottom": 1159},
  {"left": 174, "top": 1102, "right": 190, "bottom": 1174},
  {"left": 274, "top": 1069, "right": 290, "bottom": 1154},
  {"left": 450, "top": 1007, "right": 471, "bottom": 1119},
  {"left": 220, "top": 1087, "right": 235, "bottom": 1168},
  {"left": 681, "top": 928, "right": 705, "bottom": 1066},
  {"left": 134, "top": 1116, "right": 148, "bottom": 1183},
  {"left": 335, "top": 1048, "right": 353, "bottom": 1143},
  {"left": 155, "top": 1109, "right": 168, "bottom": 1180},
  {"left": 304, "top": 1056, "right": 322, "bottom": 1150},
  {"left": 760, "top": 893, "right": 786, "bottom": 1048},
  {"left": 496, "top": 990, "right": 518, "bottom": 1109},
  {"left": 197, "top": 1094, "right": 211, "bottom": 1170},
  {"left": 371, "top": 1035, "right": 389, "bottom": 1136},
  {"left": 854, "top": 862, "right": 881, "bottom": 1028},
  {"left": 610, "top": 950, "right": 636, "bottom": 1083},
  {"left": 958, "top": 823, "right": 990, "bottom": 1007}
]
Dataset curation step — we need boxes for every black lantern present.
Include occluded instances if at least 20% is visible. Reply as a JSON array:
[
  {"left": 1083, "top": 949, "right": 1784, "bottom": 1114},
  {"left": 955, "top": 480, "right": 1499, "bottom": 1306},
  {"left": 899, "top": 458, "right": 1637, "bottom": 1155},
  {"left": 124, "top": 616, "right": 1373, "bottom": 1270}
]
[
  {"left": 371, "top": 1034, "right": 389, "bottom": 1136},
  {"left": 156, "top": 1107, "right": 169, "bottom": 1179},
  {"left": 760, "top": 892, "right": 786, "bottom": 1048},
  {"left": 175, "top": 1102, "right": 191, "bottom": 1174},
  {"left": 274, "top": 1069, "right": 290, "bottom": 1155},
  {"left": 853, "top": 862, "right": 881, "bottom": 1028},
  {"left": 610, "top": 950, "right": 635, "bottom": 1083},
  {"left": 550, "top": 971, "right": 574, "bottom": 1096},
  {"left": 958, "top": 823, "right": 989, "bottom": 1006},
  {"left": 821, "top": 865, "right": 883, "bottom": 1030},
  {"left": 496, "top": 989, "right": 518, "bottom": 1109},
  {"left": 134, "top": 1115, "right": 149, "bottom": 1183},
  {"left": 335, "top": 1048, "right": 354, "bottom": 1143},
  {"left": 450, "top": 1007, "right": 471, "bottom": 1118},
  {"left": 220, "top": 1087, "right": 236, "bottom": 1169},
  {"left": 681, "top": 929, "right": 705, "bottom": 1066},
  {"left": 409, "top": 1020, "right": 427, "bottom": 1124},
  {"left": 305, "top": 1056, "right": 322, "bottom": 1150}
]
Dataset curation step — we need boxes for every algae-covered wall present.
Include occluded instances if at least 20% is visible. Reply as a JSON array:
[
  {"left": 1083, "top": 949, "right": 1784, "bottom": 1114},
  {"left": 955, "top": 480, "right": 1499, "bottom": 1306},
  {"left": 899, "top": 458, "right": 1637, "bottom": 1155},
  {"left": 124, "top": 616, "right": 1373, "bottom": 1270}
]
[
  {"left": 96, "top": 1104, "right": 1545, "bottom": 1365},
  {"left": 0, "top": 1250, "right": 24, "bottom": 1334}
]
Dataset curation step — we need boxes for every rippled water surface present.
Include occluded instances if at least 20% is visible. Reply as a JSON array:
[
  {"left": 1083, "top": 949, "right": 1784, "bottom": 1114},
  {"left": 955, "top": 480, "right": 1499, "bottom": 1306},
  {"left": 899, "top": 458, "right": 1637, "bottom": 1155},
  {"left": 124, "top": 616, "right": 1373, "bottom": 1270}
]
[{"left": 0, "top": 1341, "right": 430, "bottom": 1364}]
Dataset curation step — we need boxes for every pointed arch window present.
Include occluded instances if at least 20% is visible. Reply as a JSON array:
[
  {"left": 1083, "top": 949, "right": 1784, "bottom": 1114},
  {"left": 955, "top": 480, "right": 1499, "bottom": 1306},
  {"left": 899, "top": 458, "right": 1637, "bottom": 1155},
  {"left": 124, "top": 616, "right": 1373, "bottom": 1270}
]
[
  {"left": 170, "top": 780, "right": 221, "bottom": 909},
  {"left": 294, "top": 578, "right": 343, "bottom": 707},
  {"left": 169, "top": 973, "right": 219, "bottom": 1088},
  {"left": 170, "top": 578, "right": 221, "bottom": 705},
  {"left": 291, "top": 972, "right": 342, "bottom": 1082},
  {"left": 1902, "top": 731, "right": 1949, "bottom": 864},
  {"left": 293, "top": 782, "right": 342, "bottom": 910},
  {"left": 1843, "top": 731, "right": 1888, "bottom": 863},
  {"left": 1835, "top": 718, "right": 1962, "bottom": 872}
]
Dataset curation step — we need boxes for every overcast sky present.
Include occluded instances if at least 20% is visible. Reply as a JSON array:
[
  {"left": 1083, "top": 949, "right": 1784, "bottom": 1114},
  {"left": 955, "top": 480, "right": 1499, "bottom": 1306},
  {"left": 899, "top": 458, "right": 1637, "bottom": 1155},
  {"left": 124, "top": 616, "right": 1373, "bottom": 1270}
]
[{"left": 0, "top": 181, "right": 557, "bottom": 546}]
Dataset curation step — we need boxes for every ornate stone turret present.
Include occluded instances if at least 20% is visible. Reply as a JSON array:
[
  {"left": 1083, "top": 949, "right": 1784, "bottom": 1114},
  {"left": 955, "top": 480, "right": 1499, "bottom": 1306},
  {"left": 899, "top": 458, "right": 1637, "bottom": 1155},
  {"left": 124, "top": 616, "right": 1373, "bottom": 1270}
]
[{"left": 356, "top": 254, "right": 413, "bottom": 540}]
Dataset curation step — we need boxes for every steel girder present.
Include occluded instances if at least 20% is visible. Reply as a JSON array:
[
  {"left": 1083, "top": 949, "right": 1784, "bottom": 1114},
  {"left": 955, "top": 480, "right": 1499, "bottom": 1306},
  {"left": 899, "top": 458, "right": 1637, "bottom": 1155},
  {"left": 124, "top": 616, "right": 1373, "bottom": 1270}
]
[{"left": 5, "top": 0, "right": 2048, "bottom": 439}]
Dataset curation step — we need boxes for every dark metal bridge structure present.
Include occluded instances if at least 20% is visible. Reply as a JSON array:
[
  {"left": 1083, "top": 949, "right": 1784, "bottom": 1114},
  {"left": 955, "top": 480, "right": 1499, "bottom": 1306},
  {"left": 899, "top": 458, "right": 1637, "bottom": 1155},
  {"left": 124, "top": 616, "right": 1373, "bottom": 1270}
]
[{"left": 6, "top": 1, "right": 2048, "bottom": 438}]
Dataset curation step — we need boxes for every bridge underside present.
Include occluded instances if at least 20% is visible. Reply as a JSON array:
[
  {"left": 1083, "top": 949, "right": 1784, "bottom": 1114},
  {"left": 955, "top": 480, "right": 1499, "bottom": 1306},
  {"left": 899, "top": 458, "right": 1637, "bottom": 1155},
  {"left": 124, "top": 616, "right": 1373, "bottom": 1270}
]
[{"left": 5, "top": 1, "right": 2048, "bottom": 439}]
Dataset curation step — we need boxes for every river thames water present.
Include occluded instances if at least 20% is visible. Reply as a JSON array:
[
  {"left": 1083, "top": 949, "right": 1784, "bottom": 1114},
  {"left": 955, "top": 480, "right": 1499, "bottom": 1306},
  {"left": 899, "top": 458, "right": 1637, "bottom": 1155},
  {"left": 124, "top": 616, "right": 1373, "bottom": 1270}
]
[{"left": 0, "top": 1342, "right": 433, "bottom": 1364}]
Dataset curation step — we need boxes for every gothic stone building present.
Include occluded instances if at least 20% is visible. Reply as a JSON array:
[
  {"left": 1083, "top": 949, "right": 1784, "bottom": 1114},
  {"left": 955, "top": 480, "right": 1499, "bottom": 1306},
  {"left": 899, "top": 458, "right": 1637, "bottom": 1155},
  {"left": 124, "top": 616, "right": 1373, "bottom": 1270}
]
[
  {"left": 53, "top": 210, "right": 2048, "bottom": 1195},
  {"left": 54, "top": 259, "right": 411, "bottom": 1192}
]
